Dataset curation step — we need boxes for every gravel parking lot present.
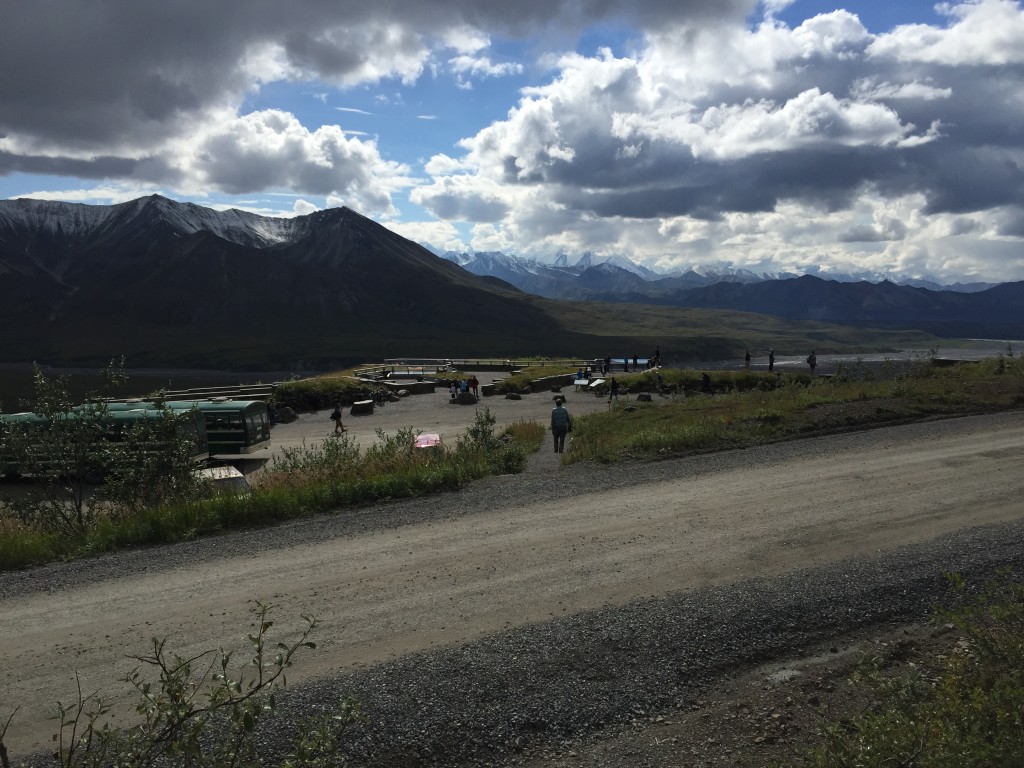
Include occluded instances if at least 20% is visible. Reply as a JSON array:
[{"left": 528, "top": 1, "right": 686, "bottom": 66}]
[{"left": 263, "top": 372, "right": 615, "bottom": 465}]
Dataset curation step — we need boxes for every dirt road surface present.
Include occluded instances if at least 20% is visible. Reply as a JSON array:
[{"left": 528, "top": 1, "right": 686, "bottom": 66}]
[{"left": 2, "top": 409, "right": 1024, "bottom": 759}]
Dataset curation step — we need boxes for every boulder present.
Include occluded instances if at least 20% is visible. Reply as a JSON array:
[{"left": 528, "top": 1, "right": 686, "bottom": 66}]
[
  {"left": 384, "top": 380, "right": 435, "bottom": 396},
  {"left": 636, "top": 392, "right": 653, "bottom": 402},
  {"left": 480, "top": 383, "right": 497, "bottom": 397},
  {"left": 530, "top": 373, "right": 576, "bottom": 390},
  {"left": 275, "top": 406, "right": 298, "bottom": 424},
  {"left": 454, "top": 391, "right": 479, "bottom": 405},
  {"left": 350, "top": 399, "right": 375, "bottom": 415},
  {"left": 505, "top": 392, "right": 522, "bottom": 400},
  {"left": 397, "top": 389, "right": 410, "bottom": 398}
]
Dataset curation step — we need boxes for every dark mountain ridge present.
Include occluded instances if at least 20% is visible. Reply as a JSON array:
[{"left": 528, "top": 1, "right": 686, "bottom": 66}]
[
  {"left": 0, "top": 196, "right": 573, "bottom": 368},
  {"left": 656, "top": 275, "right": 1024, "bottom": 338}
]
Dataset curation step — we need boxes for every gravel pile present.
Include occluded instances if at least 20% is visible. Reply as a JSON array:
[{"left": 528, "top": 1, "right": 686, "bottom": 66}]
[{"left": 4, "top": 414, "right": 1022, "bottom": 766}]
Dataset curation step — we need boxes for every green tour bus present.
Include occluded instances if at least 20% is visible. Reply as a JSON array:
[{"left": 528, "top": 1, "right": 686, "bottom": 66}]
[
  {"left": 164, "top": 399, "right": 270, "bottom": 456},
  {"left": 102, "top": 398, "right": 271, "bottom": 456}
]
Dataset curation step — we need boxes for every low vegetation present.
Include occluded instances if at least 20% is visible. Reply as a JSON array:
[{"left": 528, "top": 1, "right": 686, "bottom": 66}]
[
  {"left": 491, "top": 365, "right": 578, "bottom": 395},
  {"left": 501, "top": 418, "right": 546, "bottom": 452},
  {"left": 273, "top": 370, "right": 378, "bottom": 411},
  {"left": 0, "top": 407, "right": 538, "bottom": 571},
  {"left": 567, "top": 353, "right": 1024, "bottom": 463},
  {"left": 793, "top": 572, "right": 1024, "bottom": 767},
  {"left": 0, "top": 603, "right": 360, "bottom": 768}
]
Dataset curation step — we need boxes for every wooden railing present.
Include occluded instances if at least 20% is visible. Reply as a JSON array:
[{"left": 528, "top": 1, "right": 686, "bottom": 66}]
[{"left": 156, "top": 383, "right": 277, "bottom": 402}]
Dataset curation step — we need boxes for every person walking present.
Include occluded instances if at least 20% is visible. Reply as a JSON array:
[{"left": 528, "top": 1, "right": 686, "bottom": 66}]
[
  {"left": 768, "top": 348, "right": 775, "bottom": 372},
  {"left": 550, "top": 398, "right": 572, "bottom": 453},
  {"left": 609, "top": 377, "right": 620, "bottom": 401},
  {"left": 330, "top": 403, "right": 345, "bottom": 434},
  {"left": 744, "top": 350, "right": 751, "bottom": 370},
  {"left": 807, "top": 350, "right": 817, "bottom": 375},
  {"left": 470, "top": 375, "right": 479, "bottom": 397}
]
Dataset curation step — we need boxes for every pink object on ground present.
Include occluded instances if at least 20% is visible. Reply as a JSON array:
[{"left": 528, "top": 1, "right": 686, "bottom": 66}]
[{"left": 414, "top": 433, "right": 443, "bottom": 449}]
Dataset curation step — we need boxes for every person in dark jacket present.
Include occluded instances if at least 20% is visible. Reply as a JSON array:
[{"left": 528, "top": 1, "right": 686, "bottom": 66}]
[
  {"left": 550, "top": 399, "right": 572, "bottom": 453},
  {"left": 330, "top": 403, "right": 345, "bottom": 434}
]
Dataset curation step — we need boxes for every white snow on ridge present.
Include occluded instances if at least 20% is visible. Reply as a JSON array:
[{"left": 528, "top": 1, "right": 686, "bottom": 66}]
[
  {"left": 0, "top": 195, "right": 298, "bottom": 247},
  {"left": 0, "top": 197, "right": 119, "bottom": 238}
]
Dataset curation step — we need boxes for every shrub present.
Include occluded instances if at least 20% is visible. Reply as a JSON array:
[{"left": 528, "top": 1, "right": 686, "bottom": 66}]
[
  {"left": 0, "top": 604, "right": 361, "bottom": 768},
  {"left": 1, "top": 364, "right": 201, "bottom": 536}
]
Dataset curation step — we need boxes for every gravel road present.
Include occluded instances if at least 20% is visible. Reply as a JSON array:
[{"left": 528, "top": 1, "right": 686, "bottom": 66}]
[{"left": 2, "top": 410, "right": 1024, "bottom": 765}]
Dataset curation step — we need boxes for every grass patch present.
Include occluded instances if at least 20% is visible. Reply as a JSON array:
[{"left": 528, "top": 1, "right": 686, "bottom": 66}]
[
  {"left": 568, "top": 355, "right": 1024, "bottom": 463},
  {"left": 273, "top": 368, "right": 382, "bottom": 411},
  {"left": 503, "top": 419, "right": 545, "bottom": 453},
  {"left": 492, "top": 364, "right": 579, "bottom": 394}
]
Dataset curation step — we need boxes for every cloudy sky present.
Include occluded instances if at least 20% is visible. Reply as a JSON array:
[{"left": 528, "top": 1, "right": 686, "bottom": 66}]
[{"left": 3, "top": 0, "right": 1024, "bottom": 283}]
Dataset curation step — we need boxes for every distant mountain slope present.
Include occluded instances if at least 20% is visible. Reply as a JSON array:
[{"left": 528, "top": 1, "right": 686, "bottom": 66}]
[
  {"left": 442, "top": 249, "right": 1017, "bottom": 338},
  {"left": 662, "top": 275, "right": 1024, "bottom": 337},
  {"left": 0, "top": 196, "right": 573, "bottom": 367}
]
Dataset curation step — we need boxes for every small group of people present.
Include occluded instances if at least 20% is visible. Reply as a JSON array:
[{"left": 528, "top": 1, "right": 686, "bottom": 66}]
[
  {"left": 737, "top": 347, "right": 830, "bottom": 374},
  {"left": 449, "top": 375, "right": 480, "bottom": 399},
  {"left": 598, "top": 345, "right": 662, "bottom": 376}
]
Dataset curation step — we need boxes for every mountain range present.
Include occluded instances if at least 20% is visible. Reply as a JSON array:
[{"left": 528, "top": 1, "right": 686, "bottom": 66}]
[
  {"left": 442, "top": 250, "right": 1023, "bottom": 338},
  {"left": 0, "top": 195, "right": 1017, "bottom": 371},
  {"left": 440, "top": 249, "right": 998, "bottom": 296}
]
